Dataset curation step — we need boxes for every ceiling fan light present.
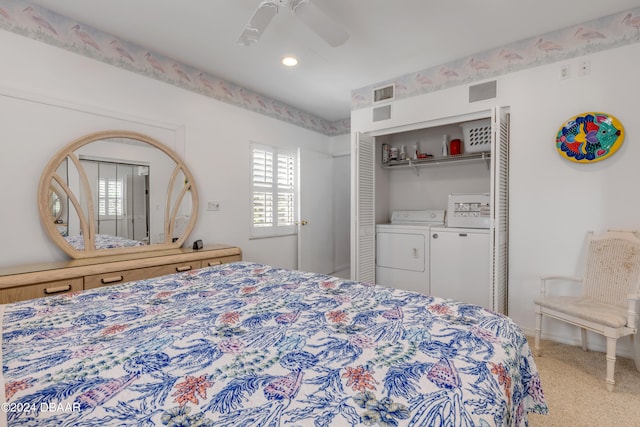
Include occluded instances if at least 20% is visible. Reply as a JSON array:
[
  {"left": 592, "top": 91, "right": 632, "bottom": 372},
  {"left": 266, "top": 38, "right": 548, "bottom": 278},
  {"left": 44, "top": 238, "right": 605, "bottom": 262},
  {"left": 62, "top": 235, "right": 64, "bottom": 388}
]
[{"left": 282, "top": 56, "right": 298, "bottom": 66}]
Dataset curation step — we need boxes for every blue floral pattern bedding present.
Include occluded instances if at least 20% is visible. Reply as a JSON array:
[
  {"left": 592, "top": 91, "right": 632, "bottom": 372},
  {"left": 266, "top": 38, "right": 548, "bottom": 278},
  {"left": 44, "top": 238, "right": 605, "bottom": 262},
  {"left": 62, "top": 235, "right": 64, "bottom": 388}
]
[
  {"left": 64, "top": 234, "right": 146, "bottom": 250},
  {"left": 1, "top": 262, "right": 547, "bottom": 426}
]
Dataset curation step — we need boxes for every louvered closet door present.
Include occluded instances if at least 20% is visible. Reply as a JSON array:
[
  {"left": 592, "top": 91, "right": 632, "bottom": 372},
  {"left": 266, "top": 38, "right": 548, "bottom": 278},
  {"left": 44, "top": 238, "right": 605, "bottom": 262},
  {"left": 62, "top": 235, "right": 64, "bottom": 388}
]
[
  {"left": 490, "top": 107, "right": 510, "bottom": 315},
  {"left": 355, "top": 132, "right": 375, "bottom": 283}
]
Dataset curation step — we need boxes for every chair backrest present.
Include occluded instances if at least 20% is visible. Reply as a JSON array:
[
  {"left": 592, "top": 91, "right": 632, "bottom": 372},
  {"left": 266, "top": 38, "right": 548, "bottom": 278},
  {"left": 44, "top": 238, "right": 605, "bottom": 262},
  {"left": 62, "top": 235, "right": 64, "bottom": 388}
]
[{"left": 582, "top": 230, "right": 640, "bottom": 308}]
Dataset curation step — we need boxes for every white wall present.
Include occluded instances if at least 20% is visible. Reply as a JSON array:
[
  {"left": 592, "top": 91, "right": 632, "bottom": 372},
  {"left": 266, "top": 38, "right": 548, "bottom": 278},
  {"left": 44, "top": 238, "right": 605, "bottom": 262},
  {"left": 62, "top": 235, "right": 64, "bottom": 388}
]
[
  {"left": 0, "top": 30, "right": 335, "bottom": 271},
  {"left": 332, "top": 155, "right": 350, "bottom": 272},
  {"left": 351, "top": 43, "right": 640, "bottom": 355},
  {"left": 330, "top": 134, "right": 351, "bottom": 273}
]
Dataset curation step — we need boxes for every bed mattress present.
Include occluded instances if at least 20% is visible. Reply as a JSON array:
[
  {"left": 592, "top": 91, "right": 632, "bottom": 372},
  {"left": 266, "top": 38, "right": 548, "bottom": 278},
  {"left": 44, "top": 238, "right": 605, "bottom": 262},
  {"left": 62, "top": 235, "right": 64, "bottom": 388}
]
[{"left": 1, "top": 262, "right": 547, "bottom": 426}]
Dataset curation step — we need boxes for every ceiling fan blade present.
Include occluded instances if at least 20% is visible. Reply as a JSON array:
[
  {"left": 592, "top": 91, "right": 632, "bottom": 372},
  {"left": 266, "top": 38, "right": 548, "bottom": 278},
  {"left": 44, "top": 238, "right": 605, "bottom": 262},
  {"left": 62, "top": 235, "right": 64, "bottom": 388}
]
[
  {"left": 237, "top": 0, "right": 279, "bottom": 46},
  {"left": 290, "top": 0, "right": 349, "bottom": 47}
]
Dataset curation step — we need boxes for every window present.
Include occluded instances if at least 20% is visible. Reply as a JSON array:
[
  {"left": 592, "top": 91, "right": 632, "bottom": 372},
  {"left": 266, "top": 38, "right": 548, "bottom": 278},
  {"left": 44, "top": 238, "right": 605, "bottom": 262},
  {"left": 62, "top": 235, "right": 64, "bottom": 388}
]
[
  {"left": 251, "top": 143, "right": 297, "bottom": 237},
  {"left": 98, "top": 177, "right": 123, "bottom": 217}
]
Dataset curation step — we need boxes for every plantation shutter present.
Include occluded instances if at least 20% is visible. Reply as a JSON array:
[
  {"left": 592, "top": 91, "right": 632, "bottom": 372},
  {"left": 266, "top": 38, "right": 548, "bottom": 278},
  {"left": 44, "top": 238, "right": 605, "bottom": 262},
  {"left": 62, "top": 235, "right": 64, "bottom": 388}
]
[
  {"left": 98, "top": 178, "right": 123, "bottom": 217},
  {"left": 251, "top": 144, "right": 297, "bottom": 237}
]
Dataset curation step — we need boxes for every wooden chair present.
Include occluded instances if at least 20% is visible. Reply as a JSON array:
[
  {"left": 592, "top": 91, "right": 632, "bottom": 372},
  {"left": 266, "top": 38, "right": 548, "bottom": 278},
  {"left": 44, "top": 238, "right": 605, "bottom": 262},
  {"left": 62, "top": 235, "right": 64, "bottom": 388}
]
[{"left": 534, "top": 230, "right": 640, "bottom": 391}]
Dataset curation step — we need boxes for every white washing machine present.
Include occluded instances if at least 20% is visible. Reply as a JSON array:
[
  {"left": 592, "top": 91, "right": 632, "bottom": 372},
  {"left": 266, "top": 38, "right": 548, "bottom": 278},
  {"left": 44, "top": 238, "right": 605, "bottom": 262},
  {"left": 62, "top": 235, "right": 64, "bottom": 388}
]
[
  {"left": 375, "top": 210, "right": 445, "bottom": 294},
  {"left": 430, "top": 226, "right": 490, "bottom": 308}
]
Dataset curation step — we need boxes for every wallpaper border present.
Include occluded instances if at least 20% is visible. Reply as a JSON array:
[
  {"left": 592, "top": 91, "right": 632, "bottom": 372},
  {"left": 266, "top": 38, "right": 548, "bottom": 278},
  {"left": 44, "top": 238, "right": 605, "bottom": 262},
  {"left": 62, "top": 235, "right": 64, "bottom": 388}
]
[
  {"left": 1, "top": 1, "right": 639, "bottom": 137},
  {"left": 0, "top": 0, "right": 351, "bottom": 137},
  {"left": 352, "top": 7, "right": 640, "bottom": 111}
]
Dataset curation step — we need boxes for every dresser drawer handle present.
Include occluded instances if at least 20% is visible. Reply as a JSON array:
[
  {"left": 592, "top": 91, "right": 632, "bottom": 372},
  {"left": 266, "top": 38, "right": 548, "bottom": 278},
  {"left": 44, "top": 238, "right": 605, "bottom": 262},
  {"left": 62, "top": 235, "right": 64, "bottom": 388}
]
[
  {"left": 44, "top": 284, "right": 72, "bottom": 294},
  {"left": 101, "top": 275, "right": 124, "bottom": 284},
  {"left": 207, "top": 260, "right": 222, "bottom": 267},
  {"left": 176, "top": 265, "right": 193, "bottom": 272}
]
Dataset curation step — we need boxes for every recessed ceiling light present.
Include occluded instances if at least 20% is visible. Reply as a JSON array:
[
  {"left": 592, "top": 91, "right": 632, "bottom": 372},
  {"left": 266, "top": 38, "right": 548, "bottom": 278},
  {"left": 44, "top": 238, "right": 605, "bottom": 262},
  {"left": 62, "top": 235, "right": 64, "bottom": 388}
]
[{"left": 282, "top": 56, "right": 298, "bottom": 67}]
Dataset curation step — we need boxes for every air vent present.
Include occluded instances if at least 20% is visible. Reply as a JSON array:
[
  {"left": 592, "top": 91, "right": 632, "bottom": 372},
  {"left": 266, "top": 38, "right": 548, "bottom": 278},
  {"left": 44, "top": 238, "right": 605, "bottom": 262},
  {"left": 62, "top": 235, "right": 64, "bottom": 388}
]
[
  {"left": 372, "top": 105, "right": 392, "bottom": 122},
  {"left": 469, "top": 80, "right": 497, "bottom": 103},
  {"left": 373, "top": 84, "right": 394, "bottom": 104}
]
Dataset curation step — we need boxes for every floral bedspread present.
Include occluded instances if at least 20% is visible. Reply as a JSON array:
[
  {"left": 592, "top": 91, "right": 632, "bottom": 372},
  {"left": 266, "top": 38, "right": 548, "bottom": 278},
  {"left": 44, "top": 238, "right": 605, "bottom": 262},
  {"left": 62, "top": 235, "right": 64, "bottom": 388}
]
[
  {"left": 1, "top": 262, "right": 547, "bottom": 426},
  {"left": 64, "top": 233, "right": 146, "bottom": 250}
]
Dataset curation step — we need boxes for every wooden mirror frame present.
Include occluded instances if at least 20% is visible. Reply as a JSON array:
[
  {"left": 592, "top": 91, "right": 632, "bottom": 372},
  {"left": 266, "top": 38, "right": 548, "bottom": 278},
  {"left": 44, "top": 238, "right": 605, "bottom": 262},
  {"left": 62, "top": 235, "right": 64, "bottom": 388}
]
[
  {"left": 48, "top": 184, "right": 64, "bottom": 222},
  {"left": 38, "top": 130, "right": 199, "bottom": 259}
]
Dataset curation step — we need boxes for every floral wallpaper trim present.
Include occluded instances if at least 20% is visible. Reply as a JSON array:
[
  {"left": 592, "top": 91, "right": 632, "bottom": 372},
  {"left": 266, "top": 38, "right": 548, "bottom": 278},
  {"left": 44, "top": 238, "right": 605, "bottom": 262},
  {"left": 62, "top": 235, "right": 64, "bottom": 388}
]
[
  {"left": 351, "top": 7, "right": 640, "bottom": 111},
  {"left": 2, "top": 2, "right": 639, "bottom": 137},
  {"left": 0, "top": 0, "right": 351, "bottom": 136}
]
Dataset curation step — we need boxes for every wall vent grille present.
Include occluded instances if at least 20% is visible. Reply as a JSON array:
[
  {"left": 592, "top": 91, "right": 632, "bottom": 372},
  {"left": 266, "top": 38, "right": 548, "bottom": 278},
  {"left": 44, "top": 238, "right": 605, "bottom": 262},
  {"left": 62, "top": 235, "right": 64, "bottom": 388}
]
[
  {"left": 469, "top": 80, "right": 497, "bottom": 103},
  {"left": 373, "top": 84, "right": 394, "bottom": 103},
  {"left": 372, "top": 105, "right": 392, "bottom": 122}
]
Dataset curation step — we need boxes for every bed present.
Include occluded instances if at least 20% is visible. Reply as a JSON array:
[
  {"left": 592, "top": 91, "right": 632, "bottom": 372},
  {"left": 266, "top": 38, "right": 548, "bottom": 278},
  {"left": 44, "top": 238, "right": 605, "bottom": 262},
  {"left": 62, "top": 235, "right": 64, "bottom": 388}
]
[
  {"left": 1, "top": 262, "right": 547, "bottom": 426},
  {"left": 64, "top": 233, "right": 147, "bottom": 250}
]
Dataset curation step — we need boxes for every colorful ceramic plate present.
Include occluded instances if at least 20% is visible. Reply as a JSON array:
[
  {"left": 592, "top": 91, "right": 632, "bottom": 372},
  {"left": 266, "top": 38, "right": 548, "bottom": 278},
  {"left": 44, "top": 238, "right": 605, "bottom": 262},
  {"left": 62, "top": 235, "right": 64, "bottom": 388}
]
[{"left": 556, "top": 112, "right": 624, "bottom": 163}]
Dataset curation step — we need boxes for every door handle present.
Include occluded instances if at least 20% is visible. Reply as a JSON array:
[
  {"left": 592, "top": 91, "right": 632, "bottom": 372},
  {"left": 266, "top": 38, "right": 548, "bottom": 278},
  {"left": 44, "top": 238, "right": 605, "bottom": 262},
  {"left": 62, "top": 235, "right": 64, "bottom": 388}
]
[{"left": 297, "top": 220, "right": 308, "bottom": 226}]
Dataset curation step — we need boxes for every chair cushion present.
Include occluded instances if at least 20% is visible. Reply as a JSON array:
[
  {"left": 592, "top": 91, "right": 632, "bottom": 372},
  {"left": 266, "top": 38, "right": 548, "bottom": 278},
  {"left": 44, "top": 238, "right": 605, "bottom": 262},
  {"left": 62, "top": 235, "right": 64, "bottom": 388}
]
[{"left": 534, "top": 296, "right": 628, "bottom": 328}]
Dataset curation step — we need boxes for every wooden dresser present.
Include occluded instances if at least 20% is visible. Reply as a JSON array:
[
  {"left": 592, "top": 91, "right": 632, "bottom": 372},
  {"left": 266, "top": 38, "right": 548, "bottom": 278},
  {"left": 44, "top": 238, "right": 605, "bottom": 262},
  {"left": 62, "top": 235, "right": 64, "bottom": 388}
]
[{"left": 0, "top": 244, "right": 242, "bottom": 304}]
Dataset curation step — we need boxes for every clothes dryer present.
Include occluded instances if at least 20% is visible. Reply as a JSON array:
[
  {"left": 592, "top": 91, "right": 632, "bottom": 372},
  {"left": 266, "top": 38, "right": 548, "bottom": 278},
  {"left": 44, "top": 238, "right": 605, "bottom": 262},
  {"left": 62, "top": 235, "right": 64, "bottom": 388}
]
[{"left": 375, "top": 210, "right": 445, "bottom": 294}]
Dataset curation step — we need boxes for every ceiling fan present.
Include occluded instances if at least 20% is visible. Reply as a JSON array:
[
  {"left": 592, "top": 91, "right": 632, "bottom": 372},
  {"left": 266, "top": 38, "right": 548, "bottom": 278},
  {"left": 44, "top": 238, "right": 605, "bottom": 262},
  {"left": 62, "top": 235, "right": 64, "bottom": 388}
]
[{"left": 237, "top": 0, "right": 349, "bottom": 47}]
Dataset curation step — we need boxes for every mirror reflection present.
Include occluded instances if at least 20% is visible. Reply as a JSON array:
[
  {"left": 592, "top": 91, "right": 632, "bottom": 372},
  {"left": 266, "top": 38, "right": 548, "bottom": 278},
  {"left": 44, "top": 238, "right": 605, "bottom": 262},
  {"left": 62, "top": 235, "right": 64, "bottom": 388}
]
[
  {"left": 64, "top": 157, "right": 150, "bottom": 250},
  {"left": 38, "top": 131, "right": 198, "bottom": 259}
]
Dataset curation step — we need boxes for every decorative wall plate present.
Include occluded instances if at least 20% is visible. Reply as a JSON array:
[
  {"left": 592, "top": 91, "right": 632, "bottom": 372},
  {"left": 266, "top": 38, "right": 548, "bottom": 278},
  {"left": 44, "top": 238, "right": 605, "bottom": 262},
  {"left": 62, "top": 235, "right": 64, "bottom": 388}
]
[{"left": 556, "top": 112, "right": 624, "bottom": 163}]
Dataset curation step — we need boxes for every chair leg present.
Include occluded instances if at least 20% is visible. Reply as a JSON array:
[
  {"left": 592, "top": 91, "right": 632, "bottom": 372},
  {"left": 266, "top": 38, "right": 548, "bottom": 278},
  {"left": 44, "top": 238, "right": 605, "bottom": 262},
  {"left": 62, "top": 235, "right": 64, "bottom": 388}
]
[
  {"left": 581, "top": 328, "right": 588, "bottom": 351},
  {"left": 605, "top": 336, "right": 617, "bottom": 392},
  {"left": 632, "top": 334, "right": 640, "bottom": 372},
  {"left": 534, "top": 309, "right": 542, "bottom": 357}
]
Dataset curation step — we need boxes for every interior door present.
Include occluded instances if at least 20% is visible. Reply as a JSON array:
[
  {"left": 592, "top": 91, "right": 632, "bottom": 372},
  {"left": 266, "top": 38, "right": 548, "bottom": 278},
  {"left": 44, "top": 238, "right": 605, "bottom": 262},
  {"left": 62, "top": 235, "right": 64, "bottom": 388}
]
[
  {"left": 353, "top": 132, "right": 376, "bottom": 283},
  {"left": 490, "top": 106, "right": 510, "bottom": 314},
  {"left": 298, "top": 149, "right": 334, "bottom": 274}
]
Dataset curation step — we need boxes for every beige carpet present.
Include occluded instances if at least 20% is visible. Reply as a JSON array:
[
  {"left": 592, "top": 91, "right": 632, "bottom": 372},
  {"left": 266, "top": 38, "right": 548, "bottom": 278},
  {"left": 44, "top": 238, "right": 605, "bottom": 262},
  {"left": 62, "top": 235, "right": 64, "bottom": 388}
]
[{"left": 527, "top": 338, "right": 640, "bottom": 427}]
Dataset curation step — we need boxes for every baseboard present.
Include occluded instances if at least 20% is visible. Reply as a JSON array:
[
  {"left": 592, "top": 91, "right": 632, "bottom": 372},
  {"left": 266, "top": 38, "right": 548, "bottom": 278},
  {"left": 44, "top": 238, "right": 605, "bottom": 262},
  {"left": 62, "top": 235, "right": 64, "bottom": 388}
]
[{"left": 332, "top": 264, "right": 350, "bottom": 273}]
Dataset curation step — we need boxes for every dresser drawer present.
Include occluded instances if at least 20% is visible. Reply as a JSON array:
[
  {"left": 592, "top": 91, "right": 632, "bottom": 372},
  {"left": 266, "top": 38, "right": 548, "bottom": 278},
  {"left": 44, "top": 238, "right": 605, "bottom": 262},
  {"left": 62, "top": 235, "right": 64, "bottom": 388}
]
[
  {"left": 153, "top": 260, "right": 203, "bottom": 276},
  {"left": 200, "top": 254, "right": 242, "bottom": 268},
  {"left": 0, "top": 278, "right": 83, "bottom": 304},
  {"left": 84, "top": 260, "right": 202, "bottom": 290}
]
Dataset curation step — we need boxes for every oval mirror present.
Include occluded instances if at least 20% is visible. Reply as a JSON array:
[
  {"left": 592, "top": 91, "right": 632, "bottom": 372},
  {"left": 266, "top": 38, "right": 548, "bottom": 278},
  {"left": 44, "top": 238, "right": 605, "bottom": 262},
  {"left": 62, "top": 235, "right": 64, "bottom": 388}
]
[{"left": 38, "top": 130, "right": 199, "bottom": 259}]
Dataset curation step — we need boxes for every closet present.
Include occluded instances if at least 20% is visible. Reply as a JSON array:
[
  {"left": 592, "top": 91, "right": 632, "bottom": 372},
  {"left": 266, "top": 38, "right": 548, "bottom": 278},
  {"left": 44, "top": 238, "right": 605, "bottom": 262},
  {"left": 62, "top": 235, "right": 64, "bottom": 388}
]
[{"left": 352, "top": 106, "right": 509, "bottom": 314}]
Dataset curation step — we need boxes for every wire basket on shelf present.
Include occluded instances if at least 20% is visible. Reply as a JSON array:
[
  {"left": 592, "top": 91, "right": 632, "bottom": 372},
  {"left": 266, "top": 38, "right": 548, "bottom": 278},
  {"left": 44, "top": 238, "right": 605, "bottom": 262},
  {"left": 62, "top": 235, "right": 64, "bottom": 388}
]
[{"left": 460, "top": 119, "right": 491, "bottom": 153}]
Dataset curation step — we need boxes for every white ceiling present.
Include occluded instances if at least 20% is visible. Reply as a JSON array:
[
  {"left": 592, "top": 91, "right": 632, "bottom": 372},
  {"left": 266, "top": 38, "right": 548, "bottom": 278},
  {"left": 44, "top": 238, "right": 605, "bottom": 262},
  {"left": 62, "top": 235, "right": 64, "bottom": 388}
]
[{"left": 28, "top": 0, "right": 640, "bottom": 122}]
